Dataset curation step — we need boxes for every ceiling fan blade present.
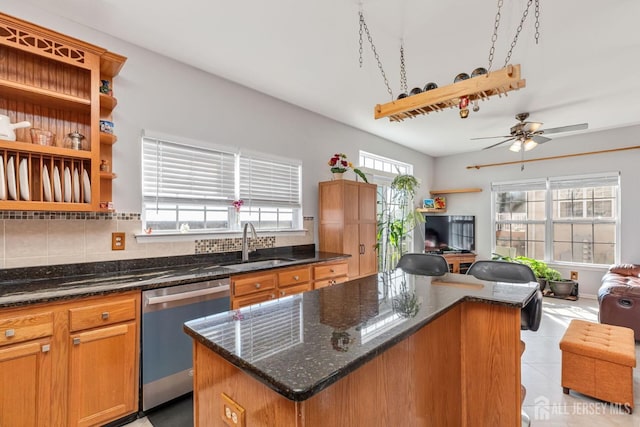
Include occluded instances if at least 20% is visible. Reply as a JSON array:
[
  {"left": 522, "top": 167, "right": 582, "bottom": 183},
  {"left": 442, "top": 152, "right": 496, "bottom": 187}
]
[
  {"left": 523, "top": 121, "right": 543, "bottom": 133},
  {"left": 531, "top": 135, "right": 551, "bottom": 144},
  {"left": 470, "top": 135, "right": 512, "bottom": 140},
  {"left": 541, "top": 123, "right": 588, "bottom": 135},
  {"left": 483, "top": 137, "right": 515, "bottom": 150}
]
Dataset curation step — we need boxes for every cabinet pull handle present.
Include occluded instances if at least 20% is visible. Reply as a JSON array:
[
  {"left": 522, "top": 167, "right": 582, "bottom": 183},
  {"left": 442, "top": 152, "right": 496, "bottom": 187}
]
[
  {"left": 5, "top": 329, "right": 15, "bottom": 338},
  {"left": 255, "top": 283, "right": 261, "bottom": 289},
  {"left": 293, "top": 275, "right": 299, "bottom": 281},
  {"left": 42, "top": 344, "right": 50, "bottom": 353},
  {"left": 73, "top": 337, "right": 81, "bottom": 345},
  {"left": 330, "top": 269, "right": 335, "bottom": 273},
  {"left": 101, "top": 312, "right": 109, "bottom": 320}
]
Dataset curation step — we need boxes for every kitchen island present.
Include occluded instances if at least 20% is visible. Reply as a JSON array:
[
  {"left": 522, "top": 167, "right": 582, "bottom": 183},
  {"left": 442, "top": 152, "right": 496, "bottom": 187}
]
[{"left": 184, "top": 271, "right": 538, "bottom": 426}]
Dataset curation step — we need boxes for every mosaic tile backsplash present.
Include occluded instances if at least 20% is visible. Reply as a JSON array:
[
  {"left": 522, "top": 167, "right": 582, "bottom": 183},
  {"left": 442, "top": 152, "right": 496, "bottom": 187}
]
[{"left": 195, "top": 236, "right": 276, "bottom": 254}]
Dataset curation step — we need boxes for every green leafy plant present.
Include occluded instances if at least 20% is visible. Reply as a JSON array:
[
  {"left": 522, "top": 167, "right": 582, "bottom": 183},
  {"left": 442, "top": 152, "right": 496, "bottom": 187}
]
[{"left": 376, "top": 174, "right": 424, "bottom": 272}]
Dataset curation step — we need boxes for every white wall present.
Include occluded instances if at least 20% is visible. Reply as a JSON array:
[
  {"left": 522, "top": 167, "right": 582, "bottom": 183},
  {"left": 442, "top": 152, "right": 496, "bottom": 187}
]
[
  {"left": 0, "top": 2, "right": 435, "bottom": 266},
  {"left": 432, "top": 124, "right": 640, "bottom": 296}
]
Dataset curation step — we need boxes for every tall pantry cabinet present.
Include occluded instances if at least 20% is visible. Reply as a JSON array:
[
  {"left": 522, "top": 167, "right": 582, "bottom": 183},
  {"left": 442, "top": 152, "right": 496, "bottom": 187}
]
[{"left": 319, "top": 180, "right": 377, "bottom": 279}]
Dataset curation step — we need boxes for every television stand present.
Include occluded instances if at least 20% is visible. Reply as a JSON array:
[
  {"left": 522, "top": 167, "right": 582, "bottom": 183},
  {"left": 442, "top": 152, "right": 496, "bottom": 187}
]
[{"left": 441, "top": 253, "right": 477, "bottom": 274}]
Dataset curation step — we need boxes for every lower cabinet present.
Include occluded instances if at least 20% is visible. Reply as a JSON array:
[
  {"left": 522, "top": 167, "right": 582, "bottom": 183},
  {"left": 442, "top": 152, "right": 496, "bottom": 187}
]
[
  {"left": 313, "top": 261, "right": 349, "bottom": 289},
  {"left": 0, "top": 338, "right": 52, "bottom": 427},
  {"left": 232, "top": 265, "right": 312, "bottom": 309},
  {"left": 442, "top": 253, "right": 477, "bottom": 274},
  {"left": 0, "top": 291, "right": 140, "bottom": 427}
]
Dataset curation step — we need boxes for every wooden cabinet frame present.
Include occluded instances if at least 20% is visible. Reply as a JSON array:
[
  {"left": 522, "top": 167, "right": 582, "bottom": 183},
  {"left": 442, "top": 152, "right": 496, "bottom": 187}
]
[{"left": 0, "top": 12, "right": 125, "bottom": 211}]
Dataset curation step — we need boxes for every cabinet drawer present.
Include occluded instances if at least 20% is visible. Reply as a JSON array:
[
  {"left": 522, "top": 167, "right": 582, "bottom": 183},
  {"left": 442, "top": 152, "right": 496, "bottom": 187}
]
[
  {"left": 314, "top": 262, "right": 349, "bottom": 280},
  {"left": 314, "top": 275, "right": 348, "bottom": 289},
  {"left": 278, "top": 282, "right": 311, "bottom": 298},
  {"left": 0, "top": 311, "right": 53, "bottom": 347},
  {"left": 69, "top": 298, "right": 137, "bottom": 332},
  {"left": 278, "top": 267, "right": 311, "bottom": 287},
  {"left": 232, "top": 273, "right": 276, "bottom": 297},
  {"left": 232, "top": 291, "right": 277, "bottom": 309}
]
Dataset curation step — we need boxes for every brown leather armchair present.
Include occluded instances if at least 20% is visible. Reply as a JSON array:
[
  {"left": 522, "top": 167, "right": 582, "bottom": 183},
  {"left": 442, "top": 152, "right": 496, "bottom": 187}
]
[{"left": 598, "top": 264, "right": 640, "bottom": 340}]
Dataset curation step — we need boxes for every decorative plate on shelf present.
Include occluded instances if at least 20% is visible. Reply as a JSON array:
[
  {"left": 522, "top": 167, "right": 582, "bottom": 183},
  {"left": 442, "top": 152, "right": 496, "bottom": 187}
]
[
  {"left": 53, "top": 166, "right": 62, "bottom": 202},
  {"left": 42, "top": 165, "right": 51, "bottom": 202},
  {"left": 0, "top": 154, "right": 5, "bottom": 200},
  {"left": 82, "top": 169, "right": 91, "bottom": 203},
  {"left": 64, "top": 166, "right": 71, "bottom": 203}
]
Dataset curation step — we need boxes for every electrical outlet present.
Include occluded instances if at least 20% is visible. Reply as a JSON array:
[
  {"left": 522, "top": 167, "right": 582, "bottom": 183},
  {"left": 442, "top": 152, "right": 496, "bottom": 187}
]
[
  {"left": 111, "top": 232, "right": 125, "bottom": 251},
  {"left": 570, "top": 271, "right": 578, "bottom": 281},
  {"left": 220, "top": 393, "right": 245, "bottom": 427}
]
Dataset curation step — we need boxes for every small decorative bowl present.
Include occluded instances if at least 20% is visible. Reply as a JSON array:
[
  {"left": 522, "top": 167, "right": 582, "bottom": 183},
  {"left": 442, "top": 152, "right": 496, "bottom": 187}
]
[
  {"left": 454, "top": 73, "right": 470, "bottom": 83},
  {"left": 423, "top": 82, "right": 438, "bottom": 91},
  {"left": 99, "top": 120, "right": 114, "bottom": 134},
  {"left": 471, "top": 67, "right": 488, "bottom": 78},
  {"left": 30, "top": 128, "right": 55, "bottom": 146}
]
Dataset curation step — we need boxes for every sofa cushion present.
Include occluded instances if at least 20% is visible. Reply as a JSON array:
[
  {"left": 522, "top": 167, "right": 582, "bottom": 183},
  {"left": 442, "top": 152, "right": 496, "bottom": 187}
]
[{"left": 608, "top": 264, "right": 640, "bottom": 277}]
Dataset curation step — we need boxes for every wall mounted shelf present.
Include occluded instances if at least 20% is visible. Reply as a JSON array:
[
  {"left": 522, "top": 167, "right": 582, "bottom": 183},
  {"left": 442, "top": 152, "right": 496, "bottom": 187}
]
[
  {"left": 429, "top": 188, "right": 482, "bottom": 195},
  {"left": 374, "top": 64, "right": 525, "bottom": 122}
]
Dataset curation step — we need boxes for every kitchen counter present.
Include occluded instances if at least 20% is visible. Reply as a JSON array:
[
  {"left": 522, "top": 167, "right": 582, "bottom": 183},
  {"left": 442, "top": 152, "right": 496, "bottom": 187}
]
[
  {"left": 0, "top": 247, "right": 348, "bottom": 307},
  {"left": 184, "top": 271, "right": 537, "bottom": 401},
  {"left": 186, "top": 272, "right": 536, "bottom": 425}
]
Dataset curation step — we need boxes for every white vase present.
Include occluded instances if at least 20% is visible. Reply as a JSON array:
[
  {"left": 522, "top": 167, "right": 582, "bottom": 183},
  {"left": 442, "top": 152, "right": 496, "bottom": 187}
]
[{"left": 333, "top": 172, "right": 344, "bottom": 180}]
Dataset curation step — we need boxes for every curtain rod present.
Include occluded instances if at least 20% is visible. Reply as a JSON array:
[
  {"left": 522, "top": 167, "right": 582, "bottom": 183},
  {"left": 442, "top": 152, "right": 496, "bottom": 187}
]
[{"left": 466, "top": 145, "right": 640, "bottom": 170}]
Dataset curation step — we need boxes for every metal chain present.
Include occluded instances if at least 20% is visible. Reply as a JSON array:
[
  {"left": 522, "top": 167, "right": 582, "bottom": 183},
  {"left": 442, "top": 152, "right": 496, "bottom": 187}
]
[
  {"left": 359, "top": 15, "right": 364, "bottom": 67},
  {"left": 400, "top": 42, "right": 408, "bottom": 94},
  {"left": 487, "top": 0, "right": 503, "bottom": 72},
  {"left": 534, "top": 0, "right": 540, "bottom": 44},
  {"left": 358, "top": 11, "right": 394, "bottom": 99},
  {"left": 503, "top": 0, "right": 533, "bottom": 67}
]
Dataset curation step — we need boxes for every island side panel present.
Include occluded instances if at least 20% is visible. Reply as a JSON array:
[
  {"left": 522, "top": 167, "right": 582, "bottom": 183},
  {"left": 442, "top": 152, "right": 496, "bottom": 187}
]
[
  {"left": 193, "top": 342, "right": 300, "bottom": 427},
  {"left": 460, "top": 301, "right": 522, "bottom": 426},
  {"left": 301, "top": 305, "right": 463, "bottom": 426}
]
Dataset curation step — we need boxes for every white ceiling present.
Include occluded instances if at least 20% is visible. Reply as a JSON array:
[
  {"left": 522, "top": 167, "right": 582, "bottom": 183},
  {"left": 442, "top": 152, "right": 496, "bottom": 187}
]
[{"left": 21, "top": 0, "right": 640, "bottom": 157}]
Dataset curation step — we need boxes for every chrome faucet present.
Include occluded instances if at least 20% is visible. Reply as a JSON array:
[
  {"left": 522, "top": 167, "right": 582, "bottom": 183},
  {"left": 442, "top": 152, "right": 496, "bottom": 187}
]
[{"left": 241, "top": 222, "right": 258, "bottom": 262}]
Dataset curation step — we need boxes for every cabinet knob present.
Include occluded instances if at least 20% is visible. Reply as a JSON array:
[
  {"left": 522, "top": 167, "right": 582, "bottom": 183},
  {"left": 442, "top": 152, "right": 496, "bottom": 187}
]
[
  {"left": 5, "top": 329, "right": 15, "bottom": 338},
  {"left": 101, "top": 312, "right": 109, "bottom": 320},
  {"left": 293, "top": 275, "right": 299, "bottom": 281},
  {"left": 73, "top": 337, "right": 81, "bottom": 345},
  {"left": 41, "top": 344, "right": 50, "bottom": 353},
  {"left": 280, "top": 291, "right": 285, "bottom": 296},
  {"left": 255, "top": 283, "right": 261, "bottom": 289},
  {"left": 270, "top": 294, "right": 275, "bottom": 299},
  {"left": 330, "top": 269, "right": 335, "bottom": 273}
]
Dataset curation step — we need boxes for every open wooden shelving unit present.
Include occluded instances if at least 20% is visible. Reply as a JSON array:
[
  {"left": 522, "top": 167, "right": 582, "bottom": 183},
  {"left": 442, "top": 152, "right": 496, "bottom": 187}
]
[
  {"left": 374, "top": 64, "right": 525, "bottom": 122},
  {"left": 417, "top": 188, "right": 483, "bottom": 213},
  {"left": 0, "top": 12, "right": 126, "bottom": 212}
]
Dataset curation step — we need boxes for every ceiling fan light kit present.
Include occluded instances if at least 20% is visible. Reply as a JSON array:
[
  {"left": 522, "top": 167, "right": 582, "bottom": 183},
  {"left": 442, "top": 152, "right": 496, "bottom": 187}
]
[{"left": 374, "top": 64, "right": 526, "bottom": 122}]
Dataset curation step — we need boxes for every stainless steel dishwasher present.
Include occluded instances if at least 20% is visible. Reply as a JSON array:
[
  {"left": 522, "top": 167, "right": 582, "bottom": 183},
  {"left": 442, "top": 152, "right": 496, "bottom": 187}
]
[{"left": 141, "top": 278, "right": 230, "bottom": 411}]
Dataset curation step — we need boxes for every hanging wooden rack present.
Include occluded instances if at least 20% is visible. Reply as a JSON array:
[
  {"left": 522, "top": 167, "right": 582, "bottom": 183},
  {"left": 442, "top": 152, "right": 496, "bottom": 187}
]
[{"left": 374, "top": 64, "right": 526, "bottom": 122}]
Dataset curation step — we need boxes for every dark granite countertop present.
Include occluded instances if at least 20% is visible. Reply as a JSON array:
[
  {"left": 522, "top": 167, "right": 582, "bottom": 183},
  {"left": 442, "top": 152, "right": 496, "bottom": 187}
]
[
  {"left": 0, "top": 246, "right": 349, "bottom": 308},
  {"left": 183, "top": 271, "right": 538, "bottom": 402}
]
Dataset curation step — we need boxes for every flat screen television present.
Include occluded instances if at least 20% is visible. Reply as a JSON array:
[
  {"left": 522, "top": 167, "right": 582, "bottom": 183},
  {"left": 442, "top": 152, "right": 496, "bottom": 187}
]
[{"left": 424, "top": 215, "right": 475, "bottom": 253}]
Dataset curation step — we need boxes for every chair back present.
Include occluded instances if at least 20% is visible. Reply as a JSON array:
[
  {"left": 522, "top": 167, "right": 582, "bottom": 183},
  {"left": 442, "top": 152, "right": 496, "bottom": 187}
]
[
  {"left": 466, "top": 260, "right": 541, "bottom": 331},
  {"left": 396, "top": 253, "right": 449, "bottom": 276},
  {"left": 466, "top": 260, "right": 536, "bottom": 283}
]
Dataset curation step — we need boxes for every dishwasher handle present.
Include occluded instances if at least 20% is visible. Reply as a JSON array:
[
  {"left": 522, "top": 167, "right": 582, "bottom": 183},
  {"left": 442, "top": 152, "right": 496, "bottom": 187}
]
[{"left": 145, "top": 285, "right": 230, "bottom": 306}]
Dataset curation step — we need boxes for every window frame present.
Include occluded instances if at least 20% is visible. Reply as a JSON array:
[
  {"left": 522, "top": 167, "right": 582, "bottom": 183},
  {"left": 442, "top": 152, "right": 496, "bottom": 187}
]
[
  {"left": 492, "top": 172, "right": 620, "bottom": 266},
  {"left": 141, "top": 132, "right": 303, "bottom": 235}
]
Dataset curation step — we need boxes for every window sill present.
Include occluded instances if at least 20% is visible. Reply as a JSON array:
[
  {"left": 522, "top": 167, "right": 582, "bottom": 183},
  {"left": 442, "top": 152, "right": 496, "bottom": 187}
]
[{"left": 134, "top": 228, "right": 308, "bottom": 243}]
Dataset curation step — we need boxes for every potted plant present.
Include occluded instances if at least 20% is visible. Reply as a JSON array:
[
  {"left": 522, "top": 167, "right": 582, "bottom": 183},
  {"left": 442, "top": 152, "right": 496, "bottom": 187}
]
[
  {"left": 546, "top": 268, "right": 576, "bottom": 297},
  {"left": 327, "top": 153, "right": 368, "bottom": 182},
  {"left": 513, "top": 256, "right": 550, "bottom": 290}
]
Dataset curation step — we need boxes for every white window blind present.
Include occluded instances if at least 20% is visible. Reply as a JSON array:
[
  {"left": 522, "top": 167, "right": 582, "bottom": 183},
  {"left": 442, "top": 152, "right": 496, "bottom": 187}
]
[
  {"left": 239, "top": 154, "right": 301, "bottom": 207},
  {"left": 143, "top": 137, "right": 236, "bottom": 204}
]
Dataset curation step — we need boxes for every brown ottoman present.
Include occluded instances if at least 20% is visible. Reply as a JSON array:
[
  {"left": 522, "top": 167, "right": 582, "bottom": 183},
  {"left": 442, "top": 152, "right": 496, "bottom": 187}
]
[{"left": 560, "top": 319, "right": 636, "bottom": 413}]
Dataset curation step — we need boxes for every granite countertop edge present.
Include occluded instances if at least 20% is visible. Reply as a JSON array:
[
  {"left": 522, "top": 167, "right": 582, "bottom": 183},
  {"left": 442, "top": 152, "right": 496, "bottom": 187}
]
[
  {"left": 0, "top": 250, "right": 350, "bottom": 308},
  {"left": 183, "top": 291, "right": 529, "bottom": 402}
]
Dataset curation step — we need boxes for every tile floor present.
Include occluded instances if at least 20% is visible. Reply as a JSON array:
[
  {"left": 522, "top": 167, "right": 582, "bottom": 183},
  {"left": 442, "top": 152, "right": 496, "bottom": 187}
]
[{"left": 127, "top": 297, "right": 639, "bottom": 426}]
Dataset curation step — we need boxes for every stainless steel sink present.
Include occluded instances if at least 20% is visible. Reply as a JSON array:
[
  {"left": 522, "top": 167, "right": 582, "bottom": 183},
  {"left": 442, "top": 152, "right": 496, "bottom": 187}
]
[{"left": 224, "top": 258, "right": 297, "bottom": 272}]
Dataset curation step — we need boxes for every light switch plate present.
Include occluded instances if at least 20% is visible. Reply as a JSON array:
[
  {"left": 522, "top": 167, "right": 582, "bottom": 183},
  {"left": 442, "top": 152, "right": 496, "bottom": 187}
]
[{"left": 111, "top": 232, "right": 125, "bottom": 250}]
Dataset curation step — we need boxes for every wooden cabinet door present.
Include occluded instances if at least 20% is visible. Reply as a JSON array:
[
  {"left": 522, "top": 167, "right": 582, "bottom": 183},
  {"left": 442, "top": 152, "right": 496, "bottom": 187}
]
[
  {"left": 68, "top": 321, "right": 137, "bottom": 427},
  {"left": 358, "top": 184, "right": 377, "bottom": 223},
  {"left": 0, "top": 339, "right": 52, "bottom": 427},
  {"left": 359, "top": 222, "right": 378, "bottom": 277}
]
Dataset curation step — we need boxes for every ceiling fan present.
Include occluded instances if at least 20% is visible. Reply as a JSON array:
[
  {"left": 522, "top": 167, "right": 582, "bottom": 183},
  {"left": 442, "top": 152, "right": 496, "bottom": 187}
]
[{"left": 472, "top": 113, "right": 588, "bottom": 151}]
